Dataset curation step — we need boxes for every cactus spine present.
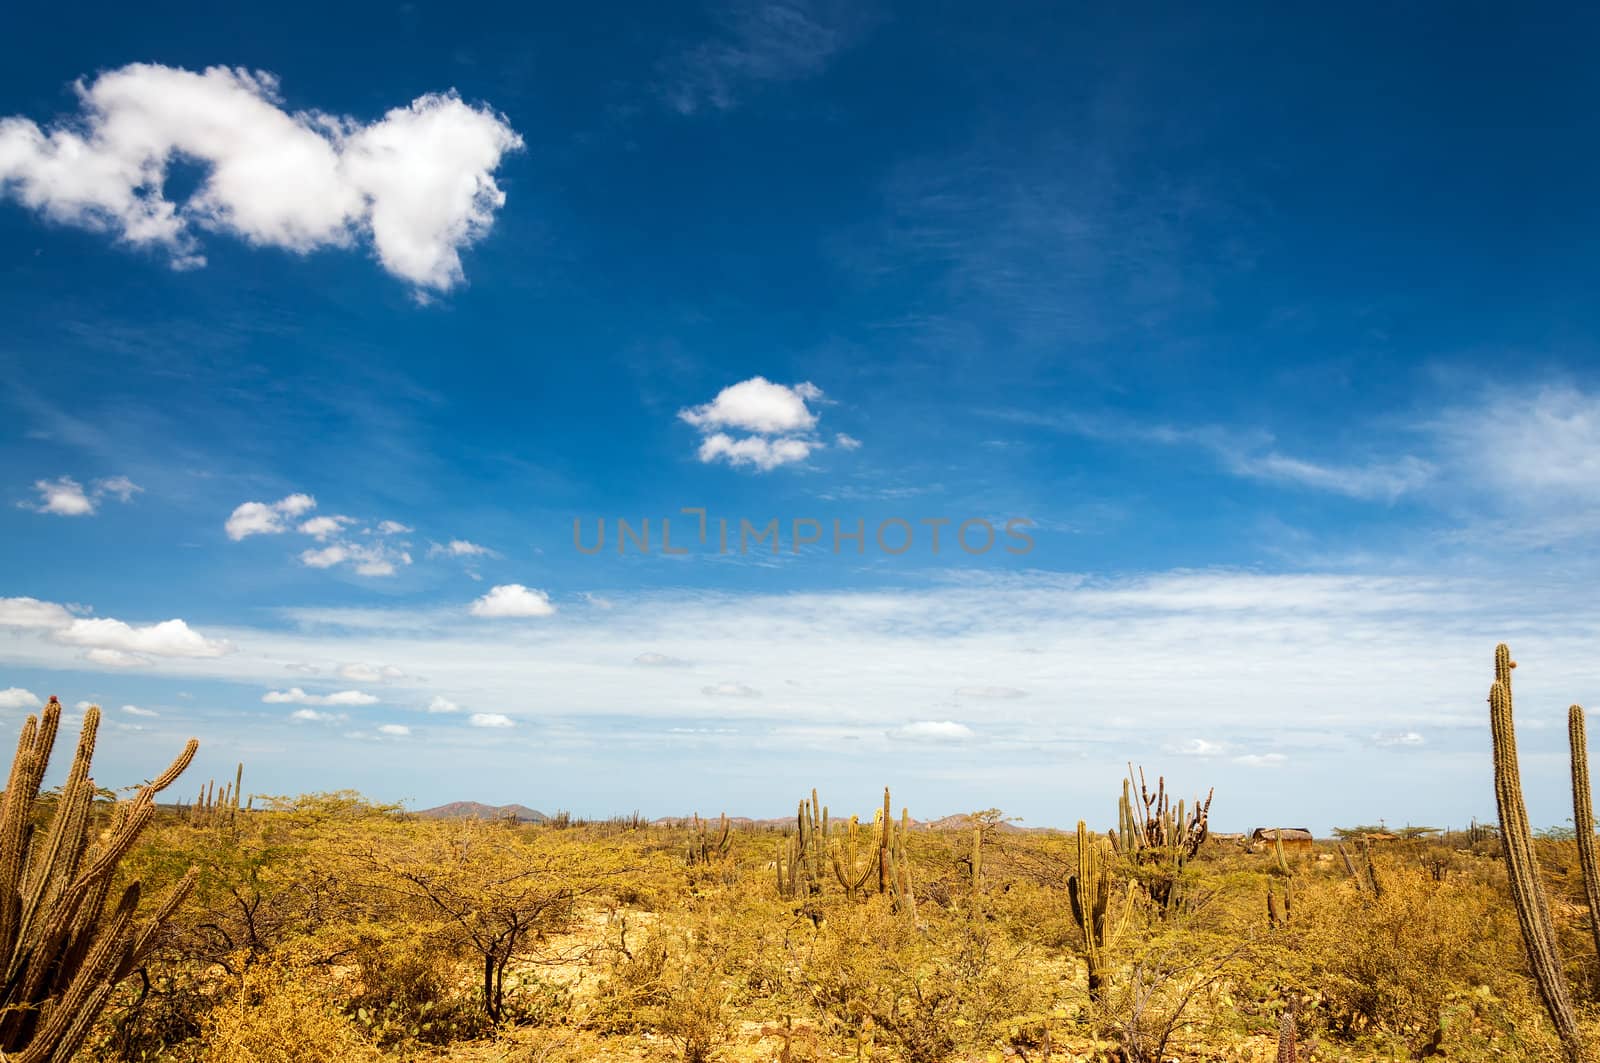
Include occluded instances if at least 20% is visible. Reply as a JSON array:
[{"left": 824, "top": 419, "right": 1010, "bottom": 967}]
[
  {"left": 1067, "top": 819, "right": 1132, "bottom": 1004},
  {"left": 0, "top": 697, "right": 199, "bottom": 1061},
  {"left": 1490, "top": 644, "right": 1585, "bottom": 1062}
]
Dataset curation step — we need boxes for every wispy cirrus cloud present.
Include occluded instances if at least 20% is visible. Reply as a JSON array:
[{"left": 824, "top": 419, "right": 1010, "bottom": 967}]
[
  {"left": 1002, "top": 408, "right": 1435, "bottom": 502},
  {"left": 658, "top": 0, "right": 874, "bottom": 115}
]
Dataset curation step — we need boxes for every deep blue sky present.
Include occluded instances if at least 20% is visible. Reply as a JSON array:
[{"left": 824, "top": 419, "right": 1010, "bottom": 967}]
[{"left": 2, "top": 2, "right": 1599, "bottom": 830}]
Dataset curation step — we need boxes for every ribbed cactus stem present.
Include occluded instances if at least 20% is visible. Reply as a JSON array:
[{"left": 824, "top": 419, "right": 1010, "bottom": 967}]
[
  {"left": 1570, "top": 704, "right": 1600, "bottom": 967},
  {"left": 0, "top": 698, "right": 198, "bottom": 1059},
  {"left": 1491, "top": 644, "right": 1586, "bottom": 1062}
]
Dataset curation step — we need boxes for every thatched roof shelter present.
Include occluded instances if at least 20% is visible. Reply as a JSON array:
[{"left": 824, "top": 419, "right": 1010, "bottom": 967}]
[{"left": 1248, "top": 827, "right": 1315, "bottom": 852}]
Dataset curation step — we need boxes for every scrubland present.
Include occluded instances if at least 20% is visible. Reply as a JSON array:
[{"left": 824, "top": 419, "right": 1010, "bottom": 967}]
[{"left": 64, "top": 791, "right": 1585, "bottom": 1063}]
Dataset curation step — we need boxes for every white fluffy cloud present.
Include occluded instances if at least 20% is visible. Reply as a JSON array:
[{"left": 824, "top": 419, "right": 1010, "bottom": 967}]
[
  {"left": 696, "top": 433, "right": 818, "bottom": 471},
  {"left": 226, "top": 493, "right": 316, "bottom": 540},
  {"left": 426, "top": 696, "right": 460, "bottom": 714},
  {"left": 377, "top": 724, "right": 411, "bottom": 736},
  {"left": 469, "top": 712, "right": 514, "bottom": 728},
  {"left": 19, "top": 475, "right": 142, "bottom": 517},
  {"left": 1170, "top": 738, "right": 1228, "bottom": 757},
  {"left": 57, "top": 617, "right": 232, "bottom": 658},
  {"left": 680, "top": 377, "right": 821, "bottom": 433},
  {"left": 289, "top": 708, "right": 343, "bottom": 723},
  {"left": 890, "top": 720, "right": 977, "bottom": 742},
  {"left": 299, "top": 541, "right": 411, "bottom": 577},
  {"left": 24, "top": 476, "right": 93, "bottom": 516},
  {"left": 121, "top": 704, "right": 158, "bottom": 718},
  {"left": 263, "top": 687, "right": 378, "bottom": 706},
  {"left": 0, "top": 688, "right": 42, "bottom": 710},
  {"left": 299, "top": 515, "right": 353, "bottom": 540},
  {"left": 470, "top": 584, "right": 555, "bottom": 618},
  {"left": 679, "top": 377, "right": 844, "bottom": 471},
  {"left": 0, "top": 64, "right": 522, "bottom": 292}
]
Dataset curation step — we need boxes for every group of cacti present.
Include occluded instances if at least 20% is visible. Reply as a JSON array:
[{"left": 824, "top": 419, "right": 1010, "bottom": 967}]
[
  {"left": 684, "top": 812, "right": 732, "bottom": 866},
  {"left": 186, "top": 761, "right": 249, "bottom": 827},
  {"left": 1488, "top": 643, "right": 1592, "bottom": 1062},
  {"left": 1109, "top": 764, "right": 1211, "bottom": 910},
  {"left": 0, "top": 696, "right": 199, "bottom": 1061},
  {"left": 776, "top": 787, "right": 916, "bottom": 919}
]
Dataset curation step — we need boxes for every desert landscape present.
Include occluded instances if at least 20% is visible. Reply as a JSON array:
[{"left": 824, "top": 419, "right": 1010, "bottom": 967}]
[
  {"left": 4, "top": 5, "right": 1598, "bottom": 1061},
  {"left": 0, "top": 646, "right": 1590, "bottom": 1062}
]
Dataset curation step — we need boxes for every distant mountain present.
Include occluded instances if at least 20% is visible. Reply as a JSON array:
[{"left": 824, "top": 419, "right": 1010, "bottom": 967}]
[{"left": 415, "top": 801, "right": 548, "bottom": 823}]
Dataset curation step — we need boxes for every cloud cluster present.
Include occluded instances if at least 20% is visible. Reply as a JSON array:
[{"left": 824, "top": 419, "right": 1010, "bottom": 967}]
[
  {"left": 226, "top": 494, "right": 412, "bottom": 576},
  {"left": 680, "top": 376, "right": 847, "bottom": 471},
  {"left": 0, "top": 64, "right": 522, "bottom": 292},
  {"left": 20, "top": 475, "right": 141, "bottom": 516},
  {"left": 0, "top": 596, "right": 231, "bottom": 664}
]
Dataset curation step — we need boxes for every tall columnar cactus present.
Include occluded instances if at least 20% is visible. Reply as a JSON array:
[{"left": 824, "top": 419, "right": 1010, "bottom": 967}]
[
  {"left": 878, "top": 791, "right": 916, "bottom": 921},
  {"left": 1490, "top": 644, "right": 1586, "bottom": 1062},
  {"left": 1569, "top": 704, "right": 1600, "bottom": 966},
  {"left": 829, "top": 814, "right": 876, "bottom": 898},
  {"left": 777, "top": 790, "right": 829, "bottom": 898},
  {"left": 1068, "top": 819, "right": 1132, "bottom": 1004},
  {"left": 0, "top": 697, "right": 199, "bottom": 1061}
]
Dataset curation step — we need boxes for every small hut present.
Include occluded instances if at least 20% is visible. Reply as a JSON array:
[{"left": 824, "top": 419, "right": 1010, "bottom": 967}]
[{"left": 1249, "top": 827, "right": 1315, "bottom": 854}]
